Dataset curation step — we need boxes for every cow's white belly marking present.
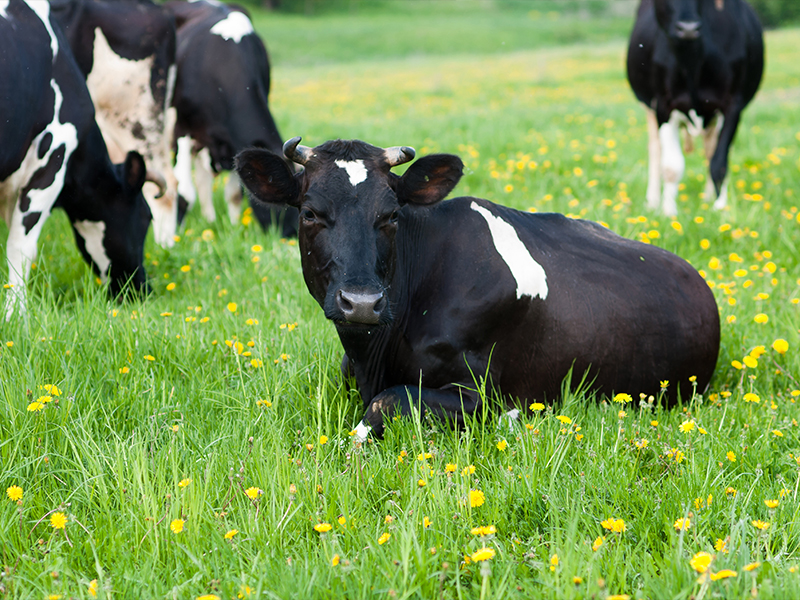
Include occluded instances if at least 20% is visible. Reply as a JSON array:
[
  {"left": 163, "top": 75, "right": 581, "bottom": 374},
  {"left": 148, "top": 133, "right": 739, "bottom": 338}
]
[
  {"left": 335, "top": 160, "right": 368, "bottom": 186},
  {"left": 470, "top": 201, "right": 548, "bottom": 300},
  {"left": 73, "top": 220, "right": 110, "bottom": 281},
  {"left": 210, "top": 12, "right": 254, "bottom": 43}
]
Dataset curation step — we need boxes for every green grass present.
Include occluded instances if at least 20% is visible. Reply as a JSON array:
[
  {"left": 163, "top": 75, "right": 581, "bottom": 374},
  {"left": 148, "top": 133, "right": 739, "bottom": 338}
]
[{"left": 1, "top": 5, "right": 800, "bottom": 599}]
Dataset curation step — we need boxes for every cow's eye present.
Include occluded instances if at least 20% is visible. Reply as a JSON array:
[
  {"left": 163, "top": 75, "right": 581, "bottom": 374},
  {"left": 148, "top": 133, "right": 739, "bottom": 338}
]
[
  {"left": 390, "top": 209, "right": 400, "bottom": 224},
  {"left": 301, "top": 209, "right": 317, "bottom": 223}
]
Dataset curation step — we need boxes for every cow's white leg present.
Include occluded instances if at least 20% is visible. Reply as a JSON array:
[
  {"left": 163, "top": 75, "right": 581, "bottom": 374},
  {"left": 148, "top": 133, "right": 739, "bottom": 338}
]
[
  {"left": 659, "top": 111, "right": 685, "bottom": 217},
  {"left": 194, "top": 147, "right": 216, "bottom": 222},
  {"left": 225, "top": 170, "right": 244, "bottom": 225},
  {"left": 147, "top": 184, "right": 177, "bottom": 248},
  {"left": 702, "top": 115, "right": 728, "bottom": 209},
  {"left": 5, "top": 209, "right": 48, "bottom": 320},
  {"left": 645, "top": 107, "right": 661, "bottom": 210},
  {"left": 175, "top": 135, "right": 197, "bottom": 210}
]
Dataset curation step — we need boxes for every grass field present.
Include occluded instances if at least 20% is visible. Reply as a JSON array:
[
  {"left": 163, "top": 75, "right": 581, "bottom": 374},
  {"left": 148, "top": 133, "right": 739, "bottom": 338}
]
[{"left": 1, "top": 3, "right": 800, "bottom": 599}]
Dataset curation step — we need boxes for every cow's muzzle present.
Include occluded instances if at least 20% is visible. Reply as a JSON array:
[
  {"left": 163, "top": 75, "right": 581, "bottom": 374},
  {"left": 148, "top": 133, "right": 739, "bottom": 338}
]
[
  {"left": 674, "top": 20, "right": 701, "bottom": 40},
  {"left": 335, "top": 289, "right": 386, "bottom": 325}
]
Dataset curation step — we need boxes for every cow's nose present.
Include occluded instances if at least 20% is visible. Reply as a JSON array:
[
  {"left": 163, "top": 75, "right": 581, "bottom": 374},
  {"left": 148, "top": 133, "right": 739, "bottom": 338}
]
[
  {"left": 675, "top": 21, "right": 701, "bottom": 40},
  {"left": 336, "top": 289, "right": 385, "bottom": 325}
]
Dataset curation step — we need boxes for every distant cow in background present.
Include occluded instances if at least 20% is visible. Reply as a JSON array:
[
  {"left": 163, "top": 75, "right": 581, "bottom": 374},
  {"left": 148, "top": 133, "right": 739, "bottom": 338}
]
[
  {"left": 627, "top": 0, "right": 763, "bottom": 216},
  {"left": 236, "top": 138, "right": 720, "bottom": 440},
  {"left": 165, "top": 0, "right": 297, "bottom": 236},
  {"left": 1, "top": 0, "right": 151, "bottom": 318},
  {"left": 50, "top": 0, "right": 180, "bottom": 248}
]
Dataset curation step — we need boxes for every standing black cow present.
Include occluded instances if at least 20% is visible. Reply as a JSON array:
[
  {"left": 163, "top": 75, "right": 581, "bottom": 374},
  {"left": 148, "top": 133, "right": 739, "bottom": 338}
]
[
  {"left": 627, "top": 0, "right": 763, "bottom": 216},
  {"left": 50, "top": 0, "right": 180, "bottom": 248},
  {"left": 165, "top": 0, "right": 296, "bottom": 235},
  {"left": 0, "top": 0, "right": 151, "bottom": 318},
  {"left": 236, "top": 138, "right": 720, "bottom": 439}
]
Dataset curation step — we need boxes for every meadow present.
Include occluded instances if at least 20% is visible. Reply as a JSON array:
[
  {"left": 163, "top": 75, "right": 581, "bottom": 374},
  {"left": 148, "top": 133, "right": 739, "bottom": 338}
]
[{"left": 1, "top": 3, "right": 799, "bottom": 598}]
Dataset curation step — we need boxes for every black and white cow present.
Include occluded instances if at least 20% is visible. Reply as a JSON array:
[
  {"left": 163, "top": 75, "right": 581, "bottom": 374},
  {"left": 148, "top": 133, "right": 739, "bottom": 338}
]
[
  {"left": 165, "top": 0, "right": 296, "bottom": 235},
  {"left": 627, "top": 0, "right": 763, "bottom": 215},
  {"left": 50, "top": 0, "right": 180, "bottom": 248},
  {"left": 0, "top": 0, "right": 151, "bottom": 318},
  {"left": 236, "top": 138, "right": 720, "bottom": 439}
]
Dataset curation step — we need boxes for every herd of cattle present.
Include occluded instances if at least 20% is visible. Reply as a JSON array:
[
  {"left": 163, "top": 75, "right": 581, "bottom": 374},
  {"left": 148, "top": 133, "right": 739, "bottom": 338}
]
[{"left": 1, "top": 0, "right": 765, "bottom": 435}]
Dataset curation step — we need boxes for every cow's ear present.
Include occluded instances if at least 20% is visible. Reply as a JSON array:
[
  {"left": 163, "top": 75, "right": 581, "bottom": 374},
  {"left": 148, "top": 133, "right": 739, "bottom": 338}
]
[
  {"left": 236, "top": 148, "right": 301, "bottom": 207},
  {"left": 394, "top": 154, "right": 464, "bottom": 206},
  {"left": 123, "top": 151, "right": 147, "bottom": 194}
]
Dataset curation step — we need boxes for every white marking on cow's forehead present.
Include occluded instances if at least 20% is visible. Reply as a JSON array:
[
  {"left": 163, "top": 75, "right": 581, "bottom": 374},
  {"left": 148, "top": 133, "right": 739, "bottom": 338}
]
[
  {"left": 470, "top": 202, "right": 548, "bottom": 300},
  {"left": 25, "top": 0, "right": 58, "bottom": 59},
  {"left": 73, "top": 220, "right": 110, "bottom": 281},
  {"left": 335, "top": 160, "right": 368, "bottom": 187},
  {"left": 210, "top": 11, "right": 254, "bottom": 43}
]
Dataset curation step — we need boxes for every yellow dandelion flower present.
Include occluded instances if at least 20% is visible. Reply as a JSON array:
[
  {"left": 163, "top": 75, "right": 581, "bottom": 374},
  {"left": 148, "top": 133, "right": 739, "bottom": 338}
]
[
  {"left": 166, "top": 282, "right": 176, "bottom": 291},
  {"left": 573, "top": 576, "right": 583, "bottom": 584},
  {"left": 144, "top": 355, "right": 155, "bottom": 362},
  {"left": 319, "top": 435, "right": 328, "bottom": 445},
  {"left": 772, "top": 339, "right": 789, "bottom": 355},
  {"left": 88, "top": 579, "right": 97, "bottom": 597},
  {"left": 196, "top": 595, "right": 219, "bottom": 600},
  {"left": 470, "top": 547, "right": 496, "bottom": 562},
  {"left": 726, "top": 451, "right": 736, "bottom": 462},
  {"left": 751, "top": 520, "right": 770, "bottom": 530},
  {"left": 470, "top": 525, "right": 497, "bottom": 536},
  {"left": 743, "top": 392, "right": 760, "bottom": 403},
  {"left": 469, "top": 489, "right": 485, "bottom": 508},
  {"left": 743, "top": 562, "right": 761, "bottom": 572},
  {"left": 592, "top": 535, "right": 605, "bottom": 551},
  {"left": 170, "top": 518, "right": 184, "bottom": 534},
  {"left": 224, "top": 529, "right": 238, "bottom": 540},
  {"left": 417, "top": 479, "right": 427, "bottom": 487},
  {"left": 119, "top": 366, "right": 130, "bottom": 374},
  {"left": 690, "top": 551, "right": 713, "bottom": 573},
  {"left": 754, "top": 313, "right": 768, "bottom": 324},
  {"left": 607, "top": 595, "right": 630, "bottom": 600},
  {"left": 715, "top": 538, "right": 728, "bottom": 553},
  {"left": 244, "top": 487, "right": 262, "bottom": 500},
  {"left": 710, "top": 569, "right": 737, "bottom": 581},
  {"left": 331, "top": 554, "right": 340, "bottom": 566},
  {"left": 178, "top": 478, "right": 192, "bottom": 488},
  {"left": 549, "top": 553, "right": 559, "bottom": 571},
  {"left": 378, "top": 532, "right": 391, "bottom": 545},
  {"left": 765, "top": 499, "right": 779, "bottom": 508},
  {"left": 679, "top": 420, "right": 696, "bottom": 433},
  {"left": 227, "top": 302, "right": 238, "bottom": 313},
  {"left": 338, "top": 515, "right": 346, "bottom": 526},
  {"left": 42, "top": 384, "right": 61, "bottom": 396},
  {"left": 50, "top": 512, "right": 67, "bottom": 529},
  {"left": 314, "top": 523, "right": 332, "bottom": 533},
  {"left": 556, "top": 415, "right": 572, "bottom": 424},
  {"left": 445, "top": 463, "right": 457, "bottom": 473},
  {"left": 27, "top": 401, "right": 45, "bottom": 412},
  {"left": 462, "top": 465, "right": 476, "bottom": 476},
  {"left": 6, "top": 485, "right": 23, "bottom": 503},
  {"left": 496, "top": 439, "right": 508, "bottom": 451},
  {"left": 773, "top": 429, "right": 784, "bottom": 437},
  {"left": 530, "top": 402, "right": 545, "bottom": 411},
  {"left": 613, "top": 392, "right": 632, "bottom": 403},
  {"left": 674, "top": 518, "right": 691, "bottom": 531}
]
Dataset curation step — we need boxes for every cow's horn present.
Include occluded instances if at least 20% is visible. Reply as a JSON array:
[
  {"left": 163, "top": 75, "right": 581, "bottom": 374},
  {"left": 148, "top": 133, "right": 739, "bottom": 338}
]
[
  {"left": 283, "top": 137, "right": 314, "bottom": 165},
  {"left": 145, "top": 170, "right": 167, "bottom": 198},
  {"left": 384, "top": 146, "right": 416, "bottom": 167}
]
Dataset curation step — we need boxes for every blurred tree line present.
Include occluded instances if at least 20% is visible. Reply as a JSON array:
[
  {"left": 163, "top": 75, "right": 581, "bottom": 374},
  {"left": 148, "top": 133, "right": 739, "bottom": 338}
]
[{"left": 250, "top": 0, "right": 800, "bottom": 26}]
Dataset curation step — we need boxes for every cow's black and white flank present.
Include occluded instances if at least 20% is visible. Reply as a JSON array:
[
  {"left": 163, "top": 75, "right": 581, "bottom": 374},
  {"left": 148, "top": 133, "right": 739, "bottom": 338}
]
[
  {"left": 51, "top": 0, "right": 180, "bottom": 248},
  {"left": 166, "top": 0, "right": 296, "bottom": 235},
  {"left": 236, "top": 138, "right": 720, "bottom": 439},
  {"left": 627, "top": 0, "right": 763, "bottom": 215},
  {"left": 0, "top": 0, "right": 151, "bottom": 318}
]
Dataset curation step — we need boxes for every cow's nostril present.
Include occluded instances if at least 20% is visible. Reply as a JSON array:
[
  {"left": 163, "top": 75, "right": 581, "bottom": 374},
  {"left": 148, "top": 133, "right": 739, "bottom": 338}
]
[{"left": 675, "top": 21, "right": 701, "bottom": 39}]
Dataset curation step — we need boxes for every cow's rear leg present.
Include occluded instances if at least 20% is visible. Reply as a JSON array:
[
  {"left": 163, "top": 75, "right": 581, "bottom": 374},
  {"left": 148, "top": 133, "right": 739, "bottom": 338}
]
[
  {"left": 706, "top": 109, "right": 736, "bottom": 211},
  {"left": 225, "top": 170, "right": 244, "bottom": 225},
  {"left": 175, "top": 135, "right": 197, "bottom": 210},
  {"left": 658, "top": 110, "right": 685, "bottom": 216},
  {"left": 5, "top": 207, "right": 48, "bottom": 320},
  {"left": 354, "top": 384, "right": 481, "bottom": 441},
  {"left": 195, "top": 147, "right": 216, "bottom": 222},
  {"left": 645, "top": 106, "right": 662, "bottom": 210}
]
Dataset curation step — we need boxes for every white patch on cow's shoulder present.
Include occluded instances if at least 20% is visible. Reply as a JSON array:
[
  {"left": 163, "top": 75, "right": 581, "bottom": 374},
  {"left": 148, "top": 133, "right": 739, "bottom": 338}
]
[
  {"left": 210, "top": 11, "right": 254, "bottom": 43},
  {"left": 73, "top": 221, "right": 110, "bottom": 281},
  {"left": 470, "top": 202, "right": 548, "bottom": 300},
  {"left": 353, "top": 420, "right": 372, "bottom": 444},
  {"left": 0, "top": 1, "right": 10, "bottom": 18},
  {"left": 25, "top": 0, "right": 58, "bottom": 59},
  {"left": 335, "top": 160, "right": 368, "bottom": 187}
]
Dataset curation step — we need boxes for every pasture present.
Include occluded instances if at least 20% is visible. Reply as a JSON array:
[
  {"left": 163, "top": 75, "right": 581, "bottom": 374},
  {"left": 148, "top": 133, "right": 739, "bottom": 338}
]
[{"left": 1, "top": 3, "right": 800, "bottom": 598}]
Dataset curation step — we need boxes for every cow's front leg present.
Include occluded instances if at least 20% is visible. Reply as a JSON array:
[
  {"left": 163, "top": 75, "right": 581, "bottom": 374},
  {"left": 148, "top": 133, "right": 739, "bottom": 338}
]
[
  {"left": 709, "top": 103, "right": 743, "bottom": 211},
  {"left": 355, "top": 384, "right": 481, "bottom": 441}
]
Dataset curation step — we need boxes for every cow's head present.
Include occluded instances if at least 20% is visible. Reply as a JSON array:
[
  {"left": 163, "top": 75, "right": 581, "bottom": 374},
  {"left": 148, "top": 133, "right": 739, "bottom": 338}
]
[
  {"left": 71, "top": 151, "right": 152, "bottom": 298},
  {"left": 654, "top": 0, "right": 705, "bottom": 43},
  {"left": 236, "top": 138, "right": 463, "bottom": 327}
]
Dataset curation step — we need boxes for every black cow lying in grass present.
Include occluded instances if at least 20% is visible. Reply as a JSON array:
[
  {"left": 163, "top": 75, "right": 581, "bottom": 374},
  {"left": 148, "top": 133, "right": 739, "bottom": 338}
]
[{"left": 236, "top": 138, "right": 720, "bottom": 439}]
